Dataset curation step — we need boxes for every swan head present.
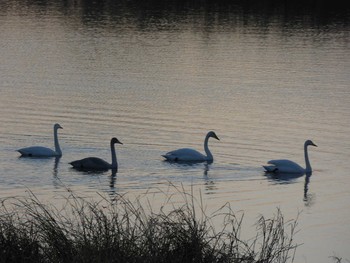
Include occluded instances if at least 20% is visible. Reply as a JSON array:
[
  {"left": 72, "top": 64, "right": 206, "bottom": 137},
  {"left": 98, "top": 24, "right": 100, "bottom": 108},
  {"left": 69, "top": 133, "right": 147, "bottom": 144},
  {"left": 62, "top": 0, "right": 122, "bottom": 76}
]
[
  {"left": 208, "top": 131, "right": 220, "bottom": 141},
  {"left": 54, "top": 123, "right": 63, "bottom": 130},
  {"left": 111, "top": 137, "right": 123, "bottom": 145},
  {"left": 305, "top": 140, "right": 317, "bottom": 147}
]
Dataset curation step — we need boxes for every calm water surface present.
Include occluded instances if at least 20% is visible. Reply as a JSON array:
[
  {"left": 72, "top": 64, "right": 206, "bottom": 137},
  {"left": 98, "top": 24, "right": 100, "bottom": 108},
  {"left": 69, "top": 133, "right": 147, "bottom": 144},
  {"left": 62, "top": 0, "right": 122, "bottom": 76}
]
[{"left": 0, "top": 1, "right": 349, "bottom": 262}]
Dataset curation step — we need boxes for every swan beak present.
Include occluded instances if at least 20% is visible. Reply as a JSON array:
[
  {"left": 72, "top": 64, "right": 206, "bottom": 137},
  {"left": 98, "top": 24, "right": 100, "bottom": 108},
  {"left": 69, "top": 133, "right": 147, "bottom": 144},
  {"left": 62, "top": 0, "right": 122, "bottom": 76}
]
[
  {"left": 214, "top": 135, "right": 220, "bottom": 141},
  {"left": 312, "top": 142, "right": 317, "bottom": 147}
]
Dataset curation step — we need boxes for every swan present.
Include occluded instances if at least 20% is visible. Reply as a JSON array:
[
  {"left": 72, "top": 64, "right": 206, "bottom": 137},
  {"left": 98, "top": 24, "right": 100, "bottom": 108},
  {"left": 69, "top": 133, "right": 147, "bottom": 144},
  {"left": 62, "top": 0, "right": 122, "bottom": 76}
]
[
  {"left": 70, "top": 137, "right": 122, "bottom": 171},
  {"left": 17, "top": 123, "right": 63, "bottom": 157},
  {"left": 162, "top": 131, "right": 220, "bottom": 162},
  {"left": 263, "top": 140, "right": 317, "bottom": 174}
]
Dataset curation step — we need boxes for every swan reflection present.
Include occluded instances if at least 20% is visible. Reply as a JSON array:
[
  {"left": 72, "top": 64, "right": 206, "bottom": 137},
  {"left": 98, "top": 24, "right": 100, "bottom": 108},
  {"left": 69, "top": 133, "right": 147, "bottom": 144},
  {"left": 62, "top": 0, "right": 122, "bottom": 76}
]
[
  {"left": 52, "top": 156, "right": 61, "bottom": 178},
  {"left": 162, "top": 159, "right": 212, "bottom": 171},
  {"left": 264, "top": 171, "right": 315, "bottom": 207},
  {"left": 202, "top": 163, "right": 217, "bottom": 193},
  {"left": 108, "top": 169, "right": 117, "bottom": 196},
  {"left": 69, "top": 167, "right": 119, "bottom": 198},
  {"left": 303, "top": 173, "right": 315, "bottom": 207},
  {"left": 264, "top": 171, "right": 305, "bottom": 183}
]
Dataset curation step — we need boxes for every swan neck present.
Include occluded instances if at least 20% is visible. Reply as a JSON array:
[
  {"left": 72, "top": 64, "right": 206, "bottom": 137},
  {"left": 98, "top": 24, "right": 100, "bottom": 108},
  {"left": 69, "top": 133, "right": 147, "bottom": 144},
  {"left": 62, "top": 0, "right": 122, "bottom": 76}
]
[
  {"left": 304, "top": 144, "right": 312, "bottom": 172},
  {"left": 110, "top": 142, "right": 118, "bottom": 169},
  {"left": 54, "top": 127, "right": 62, "bottom": 156},
  {"left": 204, "top": 134, "right": 213, "bottom": 161}
]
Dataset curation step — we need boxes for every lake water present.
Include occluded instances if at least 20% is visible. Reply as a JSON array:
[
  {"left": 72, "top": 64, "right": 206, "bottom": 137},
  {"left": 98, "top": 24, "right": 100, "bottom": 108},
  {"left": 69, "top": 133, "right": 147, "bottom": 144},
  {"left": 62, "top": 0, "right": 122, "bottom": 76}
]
[{"left": 0, "top": 1, "right": 349, "bottom": 261}]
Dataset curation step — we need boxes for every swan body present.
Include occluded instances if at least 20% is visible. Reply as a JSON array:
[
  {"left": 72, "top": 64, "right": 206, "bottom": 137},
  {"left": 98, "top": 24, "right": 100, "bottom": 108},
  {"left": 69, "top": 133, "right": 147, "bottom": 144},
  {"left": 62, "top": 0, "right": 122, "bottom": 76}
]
[
  {"left": 263, "top": 140, "right": 317, "bottom": 174},
  {"left": 17, "top": 123, "right": 63, "bottom": 157},
  {"left": 264, "top": 159, "right": 305, "bottom": 174},
  {"left": 162, "top": 131, "right": 219, "bottom": 162},
  {"left": 70, "top": 137, "right": 122, "bottom": 171}
]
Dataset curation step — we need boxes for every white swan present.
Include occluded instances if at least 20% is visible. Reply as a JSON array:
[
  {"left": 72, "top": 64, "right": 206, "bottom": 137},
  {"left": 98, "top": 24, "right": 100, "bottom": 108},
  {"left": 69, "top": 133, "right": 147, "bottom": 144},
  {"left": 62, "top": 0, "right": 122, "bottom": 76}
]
[
  {"left": 263, "top": 140, "right": 317, "bottom": 174},
  {"left": 70, "top": 137, "right": 122, "bottom": 171},
  {"left": 17, "top": 123, "right": 63, "bottom": 157},
  {"left": 162, "top": 131, "right": 220, "bottom": 162}
]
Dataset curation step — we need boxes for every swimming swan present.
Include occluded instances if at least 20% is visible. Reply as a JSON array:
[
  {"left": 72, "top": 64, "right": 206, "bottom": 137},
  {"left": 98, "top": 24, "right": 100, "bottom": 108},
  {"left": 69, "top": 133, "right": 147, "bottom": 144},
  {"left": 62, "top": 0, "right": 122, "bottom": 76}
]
[
  {"left": 263, "top": 140, "right": 317, "bottom": 174},
  {"left": 70, "top": 137, "right": 122, "bottom": 171},
  {"left": 162, "top": 131, "right": 220, "bottom": 162},
  {"left": 17, "top": 123, "right": 63, "bottom": 157}
]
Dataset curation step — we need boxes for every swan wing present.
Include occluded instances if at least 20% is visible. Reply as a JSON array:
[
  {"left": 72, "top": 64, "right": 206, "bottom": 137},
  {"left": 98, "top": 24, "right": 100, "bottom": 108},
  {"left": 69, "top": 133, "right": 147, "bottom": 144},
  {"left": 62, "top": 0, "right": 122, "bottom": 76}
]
[
  {"left": 162, "top": 148, "right": 206, "bottom": 162},
  {"left": 70, "top": 157, "right": 110, "bottom": 170},
  {"left": 18, "top": 146, "right": 58, "bottom": 157},
  {"left": 266, "top": 159, "right": 304, "bottom": 173}
]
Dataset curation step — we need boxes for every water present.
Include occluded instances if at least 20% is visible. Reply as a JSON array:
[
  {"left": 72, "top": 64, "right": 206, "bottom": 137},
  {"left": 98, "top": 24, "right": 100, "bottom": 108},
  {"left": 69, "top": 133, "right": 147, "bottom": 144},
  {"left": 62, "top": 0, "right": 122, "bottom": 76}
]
[{"left": 0, "top": 1, "right": 349, "bottom": 261}]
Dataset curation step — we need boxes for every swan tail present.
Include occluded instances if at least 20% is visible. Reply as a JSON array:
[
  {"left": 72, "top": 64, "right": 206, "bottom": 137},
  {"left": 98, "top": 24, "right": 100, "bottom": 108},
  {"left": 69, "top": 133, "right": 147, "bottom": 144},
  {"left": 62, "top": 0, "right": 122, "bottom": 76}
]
[
  {"left": 263, "top": 165, "right": 278, "bottom": 173},
  {"left": 162, "top": 154, "right": 178, "bottom": 161},
  {"left": 17, "top": 149, "right": 29, "bottom": 156},
  {"left": 69, "top": 160, "right": 81, "bottom": 168}
]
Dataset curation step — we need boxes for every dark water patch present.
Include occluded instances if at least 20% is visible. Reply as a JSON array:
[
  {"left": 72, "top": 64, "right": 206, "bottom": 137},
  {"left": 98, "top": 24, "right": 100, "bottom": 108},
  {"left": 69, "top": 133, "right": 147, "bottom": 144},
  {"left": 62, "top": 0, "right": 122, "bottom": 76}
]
[{"left": 1, "top": 0, "right": 349, "bottom": 28}]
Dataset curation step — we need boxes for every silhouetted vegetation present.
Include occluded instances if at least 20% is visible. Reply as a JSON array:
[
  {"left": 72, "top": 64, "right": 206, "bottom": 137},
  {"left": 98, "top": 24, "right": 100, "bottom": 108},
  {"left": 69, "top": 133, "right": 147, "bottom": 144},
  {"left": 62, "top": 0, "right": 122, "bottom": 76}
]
[{"left": 0, "top": 189, "right": 299, "bottom": 263}]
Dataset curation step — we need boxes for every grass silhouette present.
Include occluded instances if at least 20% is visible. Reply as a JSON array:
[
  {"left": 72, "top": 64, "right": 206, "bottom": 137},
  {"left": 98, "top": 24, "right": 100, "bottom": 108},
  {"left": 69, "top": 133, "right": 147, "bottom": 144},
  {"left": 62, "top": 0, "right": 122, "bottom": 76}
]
[{"left": 0, "top": 187, "right": 299, "bottom": 263}]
